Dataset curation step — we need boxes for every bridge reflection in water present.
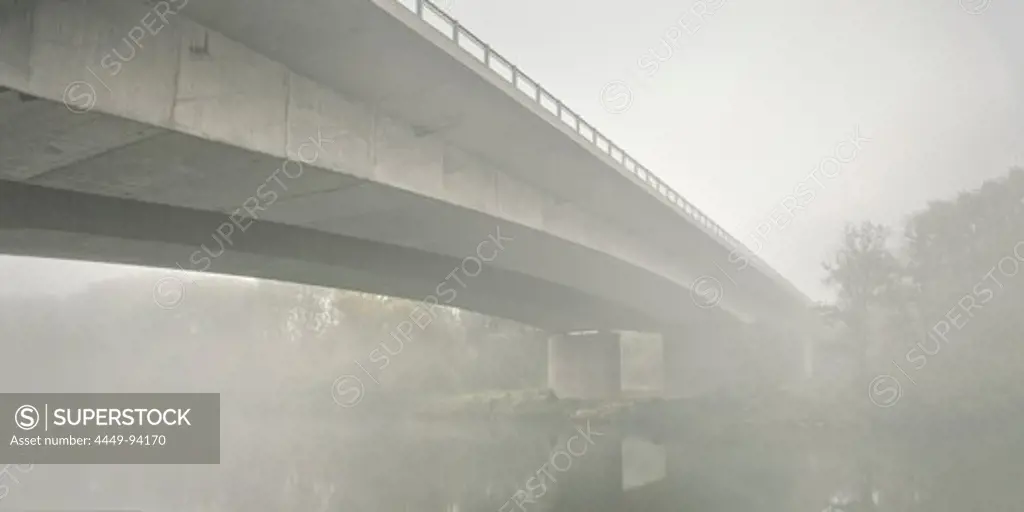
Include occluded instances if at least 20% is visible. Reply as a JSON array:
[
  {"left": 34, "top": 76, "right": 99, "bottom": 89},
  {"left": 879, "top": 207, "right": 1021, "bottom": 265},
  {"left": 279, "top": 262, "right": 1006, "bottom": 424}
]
[{"left": 3, "top": 412, "right": 1022, "bottom": 512}]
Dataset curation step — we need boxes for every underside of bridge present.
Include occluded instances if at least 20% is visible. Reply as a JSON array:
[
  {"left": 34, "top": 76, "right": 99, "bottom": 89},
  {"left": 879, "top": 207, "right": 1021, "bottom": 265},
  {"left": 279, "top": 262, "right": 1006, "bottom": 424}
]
[
  {"left": 0, "top": 88, "right": 737, "bottom": 333},
  {"left": 0, "top": 0, "right": 814, "bottom": 400}
]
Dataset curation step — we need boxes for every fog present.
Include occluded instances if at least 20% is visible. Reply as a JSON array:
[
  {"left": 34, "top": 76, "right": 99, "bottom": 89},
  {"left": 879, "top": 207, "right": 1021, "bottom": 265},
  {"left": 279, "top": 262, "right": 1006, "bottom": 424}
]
[
  {"left": 2, "top": 0, "right": 1024, "bottom": 510},
  {"left": 448, "top": 0, "right": 1024, "bottom": 299},
  {"left": 11, "top": 0, "right": 1023, "bottom": 301}
]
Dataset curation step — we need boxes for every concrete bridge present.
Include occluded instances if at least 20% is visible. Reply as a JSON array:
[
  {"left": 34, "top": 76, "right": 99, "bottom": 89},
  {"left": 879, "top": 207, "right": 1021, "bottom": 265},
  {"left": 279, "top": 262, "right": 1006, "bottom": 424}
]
[{"left": 0, "top": 0, "right": 813, "bottom": 398}]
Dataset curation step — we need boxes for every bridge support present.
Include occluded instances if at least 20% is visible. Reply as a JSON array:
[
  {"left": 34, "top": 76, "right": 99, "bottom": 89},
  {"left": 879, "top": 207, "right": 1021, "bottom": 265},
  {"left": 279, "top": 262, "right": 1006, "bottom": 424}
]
[{"left": 548, "top": 331, "right": 621, "bottom": 399}]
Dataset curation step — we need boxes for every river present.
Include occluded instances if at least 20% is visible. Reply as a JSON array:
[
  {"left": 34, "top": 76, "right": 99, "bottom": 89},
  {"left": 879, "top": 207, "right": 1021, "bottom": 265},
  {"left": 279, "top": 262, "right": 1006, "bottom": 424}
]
[{"left": 3, "top": 406, "right": 1022, "bottom": 512}]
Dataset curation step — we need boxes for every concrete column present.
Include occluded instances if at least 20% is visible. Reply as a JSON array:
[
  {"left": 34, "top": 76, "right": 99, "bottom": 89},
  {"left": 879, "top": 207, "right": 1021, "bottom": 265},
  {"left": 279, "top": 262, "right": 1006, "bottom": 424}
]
[{"left": 548, "top": 331, "right": 621, "bottom": 399}]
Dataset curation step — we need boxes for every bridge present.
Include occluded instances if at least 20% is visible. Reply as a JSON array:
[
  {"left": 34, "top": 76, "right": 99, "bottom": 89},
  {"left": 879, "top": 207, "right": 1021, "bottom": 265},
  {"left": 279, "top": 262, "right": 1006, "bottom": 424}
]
[{"left": 0, "top": 0, "right": 813, "bottom": 398}]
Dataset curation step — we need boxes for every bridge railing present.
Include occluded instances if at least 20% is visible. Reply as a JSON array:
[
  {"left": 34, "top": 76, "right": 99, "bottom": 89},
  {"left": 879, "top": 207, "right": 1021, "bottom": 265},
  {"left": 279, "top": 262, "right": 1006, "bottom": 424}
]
[{"left": 400, "top": 0, "right": 788, "bottom": 285}]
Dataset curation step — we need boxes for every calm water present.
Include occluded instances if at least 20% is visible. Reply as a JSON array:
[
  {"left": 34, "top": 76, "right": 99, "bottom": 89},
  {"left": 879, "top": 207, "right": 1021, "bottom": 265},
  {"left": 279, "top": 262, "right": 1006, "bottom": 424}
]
[{"left": 4, "top": 410, "right": 1023, "bottom": 512}]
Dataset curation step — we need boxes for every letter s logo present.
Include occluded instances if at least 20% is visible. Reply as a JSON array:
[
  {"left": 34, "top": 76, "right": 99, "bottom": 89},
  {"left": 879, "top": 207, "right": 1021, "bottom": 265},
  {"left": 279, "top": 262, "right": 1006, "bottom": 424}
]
[{"left": 15, "top": 405, "right": 40, "bottom": 431}]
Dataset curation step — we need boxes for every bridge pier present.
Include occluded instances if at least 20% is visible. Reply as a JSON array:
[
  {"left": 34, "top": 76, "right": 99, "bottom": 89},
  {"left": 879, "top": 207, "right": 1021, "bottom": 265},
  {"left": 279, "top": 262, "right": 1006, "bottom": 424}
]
[{"left": 548, "top": 331, "right": 621, "bottom": 399}]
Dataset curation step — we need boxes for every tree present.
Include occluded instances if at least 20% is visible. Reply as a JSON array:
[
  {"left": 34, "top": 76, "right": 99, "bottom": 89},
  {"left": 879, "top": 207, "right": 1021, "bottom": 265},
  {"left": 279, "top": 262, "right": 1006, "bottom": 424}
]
[
  {"left": 820, "top": 166, "right": 1024, "bottom": 410},
  {"left": 821, "top": 221, "right": 903, "bottom": 371},
  {"left": 899, "top": 167, "right": 1024, "bottom": 404}
]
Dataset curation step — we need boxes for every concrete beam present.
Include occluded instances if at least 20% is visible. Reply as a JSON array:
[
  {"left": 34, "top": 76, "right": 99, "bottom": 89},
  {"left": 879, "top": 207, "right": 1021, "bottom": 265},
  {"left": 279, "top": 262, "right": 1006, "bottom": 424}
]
[
  {"left": 0, "top": 182, "right": 656, "bottom": 331},
  {"left": 0, "top": 0, "right": 807, "bottom": 329}
]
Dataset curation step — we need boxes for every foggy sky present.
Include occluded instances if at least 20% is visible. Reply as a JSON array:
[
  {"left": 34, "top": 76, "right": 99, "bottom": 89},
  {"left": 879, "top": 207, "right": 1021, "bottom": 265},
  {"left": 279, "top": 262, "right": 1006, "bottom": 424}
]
[
  {"left": 447, "top": 0, "right": 1024, "bottom": 299},
  {"left": 3, "top": 0, "right": 1022, "bottom": 301}
]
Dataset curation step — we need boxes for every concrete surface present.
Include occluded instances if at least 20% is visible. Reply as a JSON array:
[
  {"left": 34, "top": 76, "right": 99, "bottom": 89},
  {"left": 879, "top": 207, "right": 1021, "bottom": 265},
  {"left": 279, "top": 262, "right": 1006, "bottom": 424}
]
[{"left": 0, "top": 0, "right": 812, "bottom": 334}]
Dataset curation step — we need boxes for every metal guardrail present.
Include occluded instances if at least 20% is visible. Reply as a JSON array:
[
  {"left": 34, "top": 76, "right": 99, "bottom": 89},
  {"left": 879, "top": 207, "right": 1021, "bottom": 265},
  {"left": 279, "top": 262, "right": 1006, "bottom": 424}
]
[{"left": 402, "top": 0, "right": 788, "bottom": 285}]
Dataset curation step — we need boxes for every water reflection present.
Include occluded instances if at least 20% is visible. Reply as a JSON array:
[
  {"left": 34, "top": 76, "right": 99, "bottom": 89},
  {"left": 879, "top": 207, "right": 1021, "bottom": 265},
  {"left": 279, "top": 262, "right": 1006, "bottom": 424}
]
[{"left": 5, "top": 409, "right": 1024, "bottom": 511}]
